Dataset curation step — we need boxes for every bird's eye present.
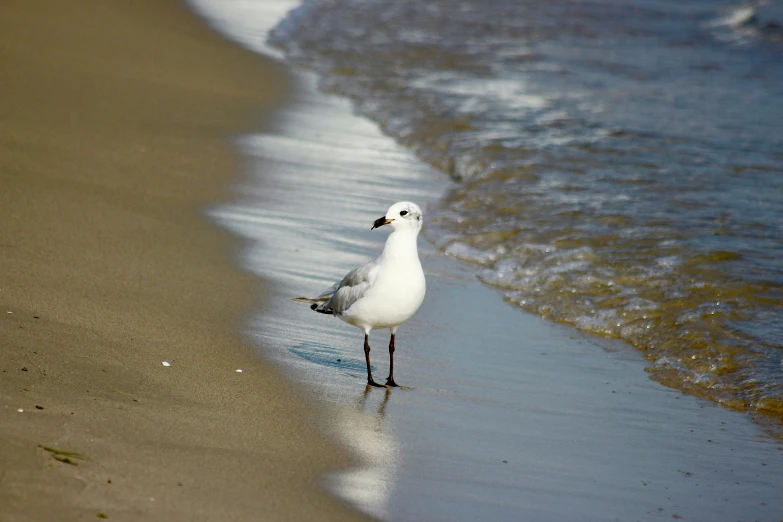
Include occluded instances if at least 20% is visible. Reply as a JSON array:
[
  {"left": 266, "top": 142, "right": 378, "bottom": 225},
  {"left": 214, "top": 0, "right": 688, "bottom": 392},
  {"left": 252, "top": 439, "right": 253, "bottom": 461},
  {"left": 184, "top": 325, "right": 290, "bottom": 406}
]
[{"left": 400, "top": 210, "right": 408, "bottom": 216}]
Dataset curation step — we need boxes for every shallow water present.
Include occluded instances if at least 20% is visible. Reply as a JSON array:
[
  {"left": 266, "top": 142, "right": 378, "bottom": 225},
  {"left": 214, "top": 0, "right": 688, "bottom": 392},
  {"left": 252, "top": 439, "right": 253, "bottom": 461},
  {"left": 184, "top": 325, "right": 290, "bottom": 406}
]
[
  {"left": 202, "top": 70, "right": 783, "bottom": 522},
  {"left": 189, "top": 1, "right": 783, "bottom": 519},
  {"left": 268, "top": 0, "right": 783, "bottom": 427}
]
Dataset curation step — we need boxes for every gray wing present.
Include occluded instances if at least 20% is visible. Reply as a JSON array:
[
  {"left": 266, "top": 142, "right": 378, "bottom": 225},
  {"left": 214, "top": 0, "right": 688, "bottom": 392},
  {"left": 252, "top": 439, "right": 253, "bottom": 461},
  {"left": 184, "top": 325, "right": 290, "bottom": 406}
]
[
  {"left": 326, "top": 258, "right": 381, "bottom": 314},
  {"left": 294, "top": 257, "right": 381, "bottom": 315}
]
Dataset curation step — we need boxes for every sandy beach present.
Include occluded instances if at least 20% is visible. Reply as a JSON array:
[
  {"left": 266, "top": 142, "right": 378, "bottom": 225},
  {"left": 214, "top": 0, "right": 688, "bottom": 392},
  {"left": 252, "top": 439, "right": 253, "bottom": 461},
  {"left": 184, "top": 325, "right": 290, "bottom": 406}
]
[
  {"left": 0, "top": 2, "right": 368, "bottom": 521},
  {"left": 4, "top": 1, "right": 783, "bottom": 521}
]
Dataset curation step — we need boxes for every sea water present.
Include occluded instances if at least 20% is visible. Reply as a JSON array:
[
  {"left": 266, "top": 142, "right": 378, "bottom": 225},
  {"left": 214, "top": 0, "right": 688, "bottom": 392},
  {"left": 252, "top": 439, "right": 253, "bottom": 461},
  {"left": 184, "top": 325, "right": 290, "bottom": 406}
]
[
  {"left": 189, "top": 0, "right": 783, "bottom": 519},
  {"left": 267, "top": 0, "right": 783, "bottom": 424}
]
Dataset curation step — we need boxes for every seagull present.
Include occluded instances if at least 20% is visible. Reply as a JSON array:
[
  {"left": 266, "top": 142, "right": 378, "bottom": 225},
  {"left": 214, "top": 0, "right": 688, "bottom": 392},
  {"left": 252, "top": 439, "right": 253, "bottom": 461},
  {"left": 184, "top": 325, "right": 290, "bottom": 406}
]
[{"left": 294, "top": 202, "right": 426, "bottom": 387}]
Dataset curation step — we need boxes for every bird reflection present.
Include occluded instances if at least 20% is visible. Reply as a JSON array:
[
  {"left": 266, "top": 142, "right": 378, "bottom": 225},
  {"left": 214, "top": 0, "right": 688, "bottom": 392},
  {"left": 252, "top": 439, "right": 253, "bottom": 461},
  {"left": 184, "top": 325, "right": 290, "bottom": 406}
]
[
  {"left": 330, "top": 384, "right": 398, "bottom": 519},
  {"left": 358, "top": 385, "right": 391, "bottom": 430}
]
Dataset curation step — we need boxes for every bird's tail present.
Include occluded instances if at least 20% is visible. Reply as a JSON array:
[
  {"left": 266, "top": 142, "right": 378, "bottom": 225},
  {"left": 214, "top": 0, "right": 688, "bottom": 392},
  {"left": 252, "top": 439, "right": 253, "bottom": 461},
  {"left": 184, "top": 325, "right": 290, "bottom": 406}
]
[{"left": 292, "top": 296, "right": 334, "bottom": 315}]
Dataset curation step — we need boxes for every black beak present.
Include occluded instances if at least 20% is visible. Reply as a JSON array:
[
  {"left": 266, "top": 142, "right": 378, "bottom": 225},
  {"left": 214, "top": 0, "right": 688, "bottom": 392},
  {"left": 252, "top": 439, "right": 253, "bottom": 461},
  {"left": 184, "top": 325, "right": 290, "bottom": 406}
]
[{"left": 371, "top": 216, "right": 392, "bottom": 230}]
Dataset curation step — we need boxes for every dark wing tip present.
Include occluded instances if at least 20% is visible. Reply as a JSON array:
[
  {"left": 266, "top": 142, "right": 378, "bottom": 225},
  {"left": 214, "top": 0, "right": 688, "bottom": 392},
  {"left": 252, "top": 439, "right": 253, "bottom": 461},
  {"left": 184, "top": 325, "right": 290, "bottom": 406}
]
[{"left": 310, "top": 303, "right": 334, "bottom": 315}]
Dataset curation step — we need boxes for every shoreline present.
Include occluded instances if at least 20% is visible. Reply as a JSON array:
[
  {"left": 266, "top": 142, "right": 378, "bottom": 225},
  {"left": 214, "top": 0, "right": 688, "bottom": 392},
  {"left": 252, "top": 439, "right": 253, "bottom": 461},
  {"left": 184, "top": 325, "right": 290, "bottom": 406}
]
[
  {"left": 210, "top": 40, "right": 783, "bottom": 521},
  {"left": 0, "top": 2, "right": 368, "bottom": 520}
]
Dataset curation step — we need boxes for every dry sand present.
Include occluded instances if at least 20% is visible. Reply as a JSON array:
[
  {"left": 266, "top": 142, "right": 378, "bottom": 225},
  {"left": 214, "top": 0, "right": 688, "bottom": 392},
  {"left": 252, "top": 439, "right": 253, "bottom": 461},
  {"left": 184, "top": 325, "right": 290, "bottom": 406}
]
[{"left": 0, "top": 2, "right": 368, "bottom": 520}]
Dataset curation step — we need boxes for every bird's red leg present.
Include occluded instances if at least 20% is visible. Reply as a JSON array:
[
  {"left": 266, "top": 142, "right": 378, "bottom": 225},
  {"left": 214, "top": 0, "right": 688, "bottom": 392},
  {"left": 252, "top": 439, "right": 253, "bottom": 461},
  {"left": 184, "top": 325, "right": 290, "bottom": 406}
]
[
  {"left": 386, "top": 333, "right": 399, "bottom": 387},
  {"left": 365, "top": 334, "right": 384, "bottom": 387}
]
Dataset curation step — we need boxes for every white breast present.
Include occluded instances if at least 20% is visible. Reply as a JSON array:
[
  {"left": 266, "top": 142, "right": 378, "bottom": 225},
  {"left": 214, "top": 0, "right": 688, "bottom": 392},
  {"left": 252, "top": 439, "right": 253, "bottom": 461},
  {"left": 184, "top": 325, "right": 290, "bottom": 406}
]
[{"left": 340, "top": 254, "right": 425, "bottom": 331}]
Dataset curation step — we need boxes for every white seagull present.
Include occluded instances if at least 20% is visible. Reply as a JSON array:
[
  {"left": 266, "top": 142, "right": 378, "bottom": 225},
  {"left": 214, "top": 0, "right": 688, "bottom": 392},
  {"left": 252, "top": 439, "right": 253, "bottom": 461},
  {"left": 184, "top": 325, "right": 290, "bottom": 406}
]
[{"left": 294, "top": 202, "right": 426, "bottom": 387}]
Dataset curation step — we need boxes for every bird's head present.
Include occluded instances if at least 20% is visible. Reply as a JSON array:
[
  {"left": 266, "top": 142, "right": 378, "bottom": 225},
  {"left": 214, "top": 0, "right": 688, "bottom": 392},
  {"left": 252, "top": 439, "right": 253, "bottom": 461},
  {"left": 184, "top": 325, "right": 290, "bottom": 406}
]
[{"left": 371, "top": 201, "right": 423, "bottom": 233}]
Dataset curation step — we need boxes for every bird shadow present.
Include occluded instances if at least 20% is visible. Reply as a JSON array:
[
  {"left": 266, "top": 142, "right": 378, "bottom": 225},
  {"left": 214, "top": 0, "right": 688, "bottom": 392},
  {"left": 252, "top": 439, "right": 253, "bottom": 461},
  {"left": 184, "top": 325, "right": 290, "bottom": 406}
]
[{"left": 289, "top": 341, "right": 373, "bottom": 373}]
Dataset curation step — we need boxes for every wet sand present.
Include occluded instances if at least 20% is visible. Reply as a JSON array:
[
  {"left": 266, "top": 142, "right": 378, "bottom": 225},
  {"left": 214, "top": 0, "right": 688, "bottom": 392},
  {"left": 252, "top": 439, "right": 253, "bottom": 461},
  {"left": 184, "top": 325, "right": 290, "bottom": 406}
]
[{"left": 0, "top": 2, "right": 368, "bottom": 521}]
